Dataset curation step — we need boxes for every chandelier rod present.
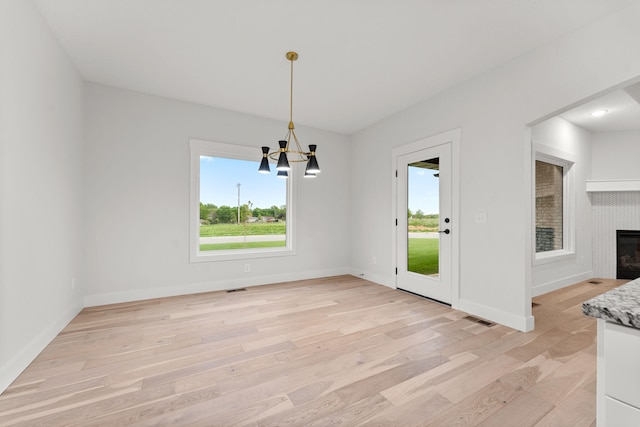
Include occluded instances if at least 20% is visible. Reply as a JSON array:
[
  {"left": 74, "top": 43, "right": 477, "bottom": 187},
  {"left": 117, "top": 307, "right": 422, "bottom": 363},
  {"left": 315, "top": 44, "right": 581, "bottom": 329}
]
[{"left": 289, "top": 53, "right": 294, "bottom": 128}]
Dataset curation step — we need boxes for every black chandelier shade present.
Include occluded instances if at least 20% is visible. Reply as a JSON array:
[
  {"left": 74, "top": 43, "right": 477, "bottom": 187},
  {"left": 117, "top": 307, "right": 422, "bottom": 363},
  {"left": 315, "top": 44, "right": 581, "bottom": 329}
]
[
  {"left": 276, "top": 140, "right": 291, "bottom": 171},
  {"left": 306, "top": 144, "right": 320, "bottom": 174},
  {"left": 258, "top": 146, "right": 271, "bottom": 174}
]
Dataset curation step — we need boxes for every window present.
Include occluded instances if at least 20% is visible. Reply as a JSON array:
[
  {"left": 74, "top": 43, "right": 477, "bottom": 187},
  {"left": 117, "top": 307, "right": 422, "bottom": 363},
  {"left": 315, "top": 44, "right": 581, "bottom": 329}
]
[
  {"left": 190, "top": 139, "right": 294, "bottom": 263},
  {"left": 534, "top": 144, "right": 575, "bottom": 263},
  {"left": 535, "top": 160, "right": 563, "bottom": 252}
]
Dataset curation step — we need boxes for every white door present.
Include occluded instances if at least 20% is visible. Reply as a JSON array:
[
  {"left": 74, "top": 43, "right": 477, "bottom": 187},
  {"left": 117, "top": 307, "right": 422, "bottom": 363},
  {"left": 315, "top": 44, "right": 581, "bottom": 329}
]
[{"left": 396, "top": 142, "right": 452, "bottom": 304}]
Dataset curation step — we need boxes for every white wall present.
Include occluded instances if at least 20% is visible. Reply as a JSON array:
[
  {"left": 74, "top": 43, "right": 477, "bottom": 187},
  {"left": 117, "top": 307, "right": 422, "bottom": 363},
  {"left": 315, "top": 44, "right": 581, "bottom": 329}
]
[
  {"left": 83, "top": 84, "right": 351, "bottom": 305},
  {"left": 591, "top": 130, "right": 640, "bottom": 278},
  {"left": 592, "top": 192, "right": 640, "bottom": 278},
  {"left": 349, "top": 2, "right": 640, "bottom": 331},
  {"left": 531, "top": 117, "right": 593, "bottom": 295},
  {"left": 0, "top": 0, "right": 85, "bottom": 391},
  {"left": 592, "top": 130, "right": 640, "bottom": 180}
]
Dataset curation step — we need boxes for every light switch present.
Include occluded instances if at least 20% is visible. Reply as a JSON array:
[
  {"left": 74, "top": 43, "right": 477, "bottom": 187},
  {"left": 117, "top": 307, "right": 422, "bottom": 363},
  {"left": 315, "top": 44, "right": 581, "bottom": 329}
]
[{"left": 475, "top": 213, "right": 487, "bottom": 224}]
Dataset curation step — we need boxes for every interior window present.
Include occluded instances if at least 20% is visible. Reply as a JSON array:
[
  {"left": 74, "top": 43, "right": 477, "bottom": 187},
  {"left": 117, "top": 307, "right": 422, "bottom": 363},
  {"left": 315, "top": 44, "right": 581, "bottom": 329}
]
[
  {"left": 533, "top": 144, "right": 575, "bottom": 263},
  {"left": 535, "top": 160, "right": 564, "bottom": 252}
]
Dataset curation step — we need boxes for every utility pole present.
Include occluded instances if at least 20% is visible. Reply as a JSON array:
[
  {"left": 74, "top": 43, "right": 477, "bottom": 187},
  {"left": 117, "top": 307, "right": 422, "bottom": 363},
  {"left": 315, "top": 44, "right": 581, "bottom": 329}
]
[{"left": 236, "top": 183, "right": 241, "bottom": 224}]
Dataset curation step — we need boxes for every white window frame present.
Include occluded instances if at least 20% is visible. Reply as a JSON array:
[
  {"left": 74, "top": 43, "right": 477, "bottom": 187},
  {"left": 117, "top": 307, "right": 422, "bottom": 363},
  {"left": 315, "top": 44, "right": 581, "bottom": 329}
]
[
  {"left": 189, "top": 138, "right": 295, "bottom": 263},
  {"left": 533, "top": 143, "right": 575, "bottom": 265}
]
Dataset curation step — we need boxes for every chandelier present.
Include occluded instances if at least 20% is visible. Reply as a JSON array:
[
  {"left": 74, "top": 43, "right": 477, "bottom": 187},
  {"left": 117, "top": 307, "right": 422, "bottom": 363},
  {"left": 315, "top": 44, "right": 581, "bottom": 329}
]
[{"left": 258, "top": 52, "right": 320, "bottom": 178}]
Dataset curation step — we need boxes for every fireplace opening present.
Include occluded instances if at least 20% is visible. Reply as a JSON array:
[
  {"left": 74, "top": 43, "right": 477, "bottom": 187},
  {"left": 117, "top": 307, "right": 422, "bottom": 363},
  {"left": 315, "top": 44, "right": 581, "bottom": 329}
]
[{"left": 616, "top": 230, "right": 640, "bottom": 280}]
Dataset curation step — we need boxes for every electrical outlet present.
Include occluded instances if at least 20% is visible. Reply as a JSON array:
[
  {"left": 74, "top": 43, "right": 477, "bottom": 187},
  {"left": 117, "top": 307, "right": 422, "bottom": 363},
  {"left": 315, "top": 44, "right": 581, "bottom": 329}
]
[{"left": 244, "top": 264, "right": 251, "bottom": 273}]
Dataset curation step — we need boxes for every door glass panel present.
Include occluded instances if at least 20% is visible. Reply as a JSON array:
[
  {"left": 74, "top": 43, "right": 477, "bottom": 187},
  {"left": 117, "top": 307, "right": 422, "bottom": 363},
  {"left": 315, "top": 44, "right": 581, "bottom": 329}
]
[{"left": 407, "top": 158, "right": 440, "bottom": 276}]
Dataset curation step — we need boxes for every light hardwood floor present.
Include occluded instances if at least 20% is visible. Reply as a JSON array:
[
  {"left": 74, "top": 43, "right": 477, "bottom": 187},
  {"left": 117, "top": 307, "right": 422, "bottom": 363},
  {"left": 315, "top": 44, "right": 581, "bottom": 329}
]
[{"left": 0, "top": 276, "right": 626, "bottom": 426}]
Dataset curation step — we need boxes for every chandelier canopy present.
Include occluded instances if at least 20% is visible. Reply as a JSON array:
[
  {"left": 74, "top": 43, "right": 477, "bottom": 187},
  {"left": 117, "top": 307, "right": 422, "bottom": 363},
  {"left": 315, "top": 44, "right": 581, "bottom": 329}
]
[{"left": 258, "top": 52, "right": 320, "bottom": 179}]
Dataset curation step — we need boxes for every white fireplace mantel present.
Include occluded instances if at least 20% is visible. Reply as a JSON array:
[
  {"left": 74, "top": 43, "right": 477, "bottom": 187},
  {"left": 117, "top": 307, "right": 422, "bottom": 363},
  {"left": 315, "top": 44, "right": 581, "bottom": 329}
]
[{"left": 586, "top": 180, "right": 640, "bottom": 192}]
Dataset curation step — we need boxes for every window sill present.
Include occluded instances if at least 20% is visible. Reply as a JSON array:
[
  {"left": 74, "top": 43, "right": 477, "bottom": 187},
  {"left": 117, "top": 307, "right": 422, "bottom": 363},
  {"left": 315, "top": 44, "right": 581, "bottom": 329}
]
[
  {"left": 190, "top": 246, "right": 295, "bottom": 263},
  {"left": 534, "top": 250, "right": 576, "bottom": 265}
]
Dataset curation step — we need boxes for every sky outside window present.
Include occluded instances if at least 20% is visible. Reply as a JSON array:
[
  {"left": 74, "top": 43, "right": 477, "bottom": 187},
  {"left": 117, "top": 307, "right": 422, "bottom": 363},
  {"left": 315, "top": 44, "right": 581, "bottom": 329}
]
[
  {"left": 200, "top": 156, "right": 285, "bottom": 209},
  {"left": 408, "top": 165, "right": 439, "bottom": 215}
]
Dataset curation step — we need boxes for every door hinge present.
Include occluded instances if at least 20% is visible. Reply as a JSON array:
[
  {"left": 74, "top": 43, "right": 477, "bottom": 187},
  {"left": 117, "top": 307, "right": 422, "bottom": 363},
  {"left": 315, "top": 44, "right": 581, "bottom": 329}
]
[
  {"left": 395, "top": 170, "right": 398, "bottom": 177},
  {"left": 395, "top": 267, "right": 398, "bottom": 275},
  {"left": 395, "top": 218, "right": 398, "bottom": 226}
]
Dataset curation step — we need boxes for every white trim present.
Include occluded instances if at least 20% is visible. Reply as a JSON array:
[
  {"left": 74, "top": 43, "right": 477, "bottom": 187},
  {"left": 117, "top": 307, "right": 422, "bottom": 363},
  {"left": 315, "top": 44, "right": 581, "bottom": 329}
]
[
  {"left": 349, "top": 269, "right": 396, "bottom": 289},
  {"left": 458, "top": 298, "right": 535, "bottom": 332},
  {"left": 586, "top": 179, "right": 640, "bottom": 192},
  {"left": 84, "top": 267, "right": 350, "bottom": 307},
  {"left": 534, "top": 249, "right": 576, "bottom": 265},
  {"left": 533, "top": 143, "right": 577, "bottom": 163},
  {"left": 533, "top": 142, "right": 576, "bottom": 264},
  {"left": 391, "top": 128, "right": 461, "bottom": 309},
  {"left": 189, "top": 139, "right": 295, "bottom": 262},
  {"left": 531, "top": 271, "right": 593, "bottom": 297},
  {"left": 0, "top": 304, "right": 82, "bottom": 394},
  {"left": 524, "top": 128, "right": 534, "bottom": 328}
]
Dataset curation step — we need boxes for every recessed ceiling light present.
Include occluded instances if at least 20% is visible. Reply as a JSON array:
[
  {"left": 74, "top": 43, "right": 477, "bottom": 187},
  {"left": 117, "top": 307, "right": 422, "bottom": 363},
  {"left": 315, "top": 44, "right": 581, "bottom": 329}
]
[{"left": 590, "top": 109, "right": 608, "bottom": 117}]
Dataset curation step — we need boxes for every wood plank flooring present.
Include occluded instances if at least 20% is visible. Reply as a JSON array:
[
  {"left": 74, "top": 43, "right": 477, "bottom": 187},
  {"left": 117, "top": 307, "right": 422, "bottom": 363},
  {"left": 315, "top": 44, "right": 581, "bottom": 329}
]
[{"left": 0, "top": 276, "right": 626, "bottom": 426}]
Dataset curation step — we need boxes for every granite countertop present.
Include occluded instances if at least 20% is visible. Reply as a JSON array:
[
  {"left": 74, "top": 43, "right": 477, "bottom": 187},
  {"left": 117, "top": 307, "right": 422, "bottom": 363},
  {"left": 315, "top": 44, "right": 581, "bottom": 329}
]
[{"left": 582, "top": 278, "right": 640, "bottom": 329}]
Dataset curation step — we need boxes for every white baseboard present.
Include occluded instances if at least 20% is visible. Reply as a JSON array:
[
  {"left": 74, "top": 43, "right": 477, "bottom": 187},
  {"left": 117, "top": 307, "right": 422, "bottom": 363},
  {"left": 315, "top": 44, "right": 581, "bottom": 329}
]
[
  {"left": 84, "top": 267, "right": 351, "bottom": 307},
  {"left": 532, "top": 271, "right": 593, "bottom": 297},
  {"left": 350, "top": 270, "right": 534, "bottom": 331},
  {"left": 457, "top": 299, "right": 535, "bottom": 332},
  {"left": 0, "top": 303, "right": 83, "bottom": 394},
  {"left": 348, "top": 269, "right": 395, "bottom": 289}
]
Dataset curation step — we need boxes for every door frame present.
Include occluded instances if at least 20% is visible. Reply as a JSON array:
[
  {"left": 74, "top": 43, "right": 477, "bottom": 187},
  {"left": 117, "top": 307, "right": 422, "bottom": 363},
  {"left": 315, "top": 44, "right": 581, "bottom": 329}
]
[{"left": 391, "top": 128, "right": 461, "bottom": 309}]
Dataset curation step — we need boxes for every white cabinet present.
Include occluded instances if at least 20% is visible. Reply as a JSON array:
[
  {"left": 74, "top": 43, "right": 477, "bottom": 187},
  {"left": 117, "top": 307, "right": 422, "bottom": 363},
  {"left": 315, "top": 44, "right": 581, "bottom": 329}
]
[{"left": 598, "top": 319, "right": 640, "bottom": 425}]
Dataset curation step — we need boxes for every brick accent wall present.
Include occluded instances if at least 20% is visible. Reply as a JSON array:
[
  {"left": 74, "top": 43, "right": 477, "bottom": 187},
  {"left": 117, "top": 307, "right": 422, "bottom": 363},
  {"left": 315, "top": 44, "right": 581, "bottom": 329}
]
[{"left": 535, "top": 161, "right": 563, "bottom": 252}]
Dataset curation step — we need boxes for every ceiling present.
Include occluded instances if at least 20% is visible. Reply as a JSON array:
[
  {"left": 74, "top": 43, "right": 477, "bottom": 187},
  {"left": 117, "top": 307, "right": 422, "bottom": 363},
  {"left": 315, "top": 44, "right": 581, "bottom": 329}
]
[
  {"left": 559, "top": 82, "right": 640, "bottom": 133},
  {"left": 34, "top": 0, "right": 640, "bottom": 135}
]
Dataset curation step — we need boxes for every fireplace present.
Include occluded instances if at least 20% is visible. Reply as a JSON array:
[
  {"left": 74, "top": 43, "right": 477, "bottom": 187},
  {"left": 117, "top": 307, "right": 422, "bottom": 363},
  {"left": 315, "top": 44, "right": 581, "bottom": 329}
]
[{"left": 616, "top": 230, "right": 640, "bottom": 279}]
